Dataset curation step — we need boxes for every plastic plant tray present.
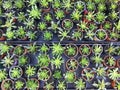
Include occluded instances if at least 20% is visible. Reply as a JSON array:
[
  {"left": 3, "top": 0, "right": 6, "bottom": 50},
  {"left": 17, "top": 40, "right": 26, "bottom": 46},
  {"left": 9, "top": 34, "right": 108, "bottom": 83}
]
[{"left": 0, "top": 0, "right": 120, "bottom": 90}]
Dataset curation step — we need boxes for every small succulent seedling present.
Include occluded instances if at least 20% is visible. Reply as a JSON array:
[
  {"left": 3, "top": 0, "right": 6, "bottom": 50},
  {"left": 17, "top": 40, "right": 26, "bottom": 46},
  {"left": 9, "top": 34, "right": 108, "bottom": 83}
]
[
  {"left": 52, "top": 43, "right": 64, "bottom": 56},
  {"left": 27, "top": 5, "right": 41, "bottom": 19},
  {"left": 53, "top": 70, "right": 62, "bottom": 79},
  {"left": 37, "top": 54, "right": 50, "bottom": 67},
  {"left": 64, "top": 71, "right": 76, "bottom": 83},
  {"left": 52, "top": 56, "right": 64, "bottom": 69},
  {"left": 25, "top": 65, "right": 36, "bottom": 77},
  {"left": 93, "top": 79, "right": 110, "bottom": 90},
  {"left": 55, "top": 10, "right": 65, "bottom": 20},
  {"left": 57, "top": 81, "right": 66, "bottom": 90},
  {"left": 75, "top": 78, "right": 86, "bottom": 90},
  {"left": 26, "top": 79, "right": 39, "bottom": 90},
  {"left": 0, "top": 69, "right": 7, "bottom": 82}
]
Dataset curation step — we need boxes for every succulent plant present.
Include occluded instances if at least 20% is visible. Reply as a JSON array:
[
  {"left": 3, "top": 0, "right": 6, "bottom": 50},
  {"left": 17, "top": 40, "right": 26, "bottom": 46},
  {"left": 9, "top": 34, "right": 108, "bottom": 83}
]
[
  {"left": 18, "top": 55, "right": 29, "bottom": 66},
  {"left": 97, "top": 3, "right": 106, "bottom": 12},
  {"left": 55, "top": 10, "right": 65, "bottom": 20},
  {"left": 44, "top": 13, "right": 52, "bottom": 22},
  {"left": 0, "top": 69, "right": 7, "bottom": 82},
  {"left": 37, "top": 67, "right": 51, "bottom": 81},
  {"left": 14, "top": 0, "right": 24, "bottom": 9},
  {"left": 15, "top": 80, "right": 25, "bottom": 90},
  {"left": 52, "top": 0, "right": 61, "bottom": 9},
  {"left": 57, "top": 81, "right": 66, "bottom": 90},
  {"left": 87, "top": 1, "right": 96, "bottom": 11},
  {"left": 38, "top": 22, "right": 47, "bottom": 31},
  {"left": 27, "top": 5, "right": 41, "bottom": 19},
  {"left": 25, "top": 65, "right": 36, "bottom": 77},
  {"left": 62, "top": 0, "right": 73, "bottom": 11},
  {"left": 91, "top": 55, "right": 103, "bottom": 67},
  {"left": 27, "top": 43, "right": 38, "bottom": 54},
  {"left": 52, "top": 43, "right": 64, "bottom": 56},
  {"left": 72, "top": 30, "right": 83, "bottom": 41},
  {"left": 71, "top": 10, "right": 82, "bottom": 21},
  {"left": 2, "top": 79, "right": 13, "bottom": 90},
  {"left": 48, "top": 21, "right": 61, "bottom": 33},
  {"left": 37, "top": 54, "right": 50, "bottom": 67},
  {"left": 64, "top": 71, "right": 76, "bottom": 83},
  {"left": 1, "top": 53, "right": 14, "bottom": 68},
  {"left": 82, "top": 68, "right": 94, "bottom": 81},
  {"left": 53, "top": 70, "right": 62, "bottom": 79},
  {"left": 44, "top": 82, "right": 54, "bottom": 90},
  {"left": 43, "top": 31, "right": 53, "bottom": 41},
  {"left": 52, "top": 56, "right": 64, "bottom": 69},
  {"left": 77, "top": 21, "right": 88, "bottom": 31},
  {"left": 3, "top": 1, "right": 13, "bottom": 10},
  {"left": 79, "top": 56, "right": 89, "bottom": 68},
  {"left": 39, "top": 0, "right": 49, "bottom": 8},
  {"left": 40, "top": 43, "right": 49, "bottom": 54},
  {"left": 75, "top": 78, "right": 86, "bottom": 90},
  {"left": 0, "top": 43, "right": 10, "bottom": 55},
  {"left": 26, "top": 79, "right": 39, "bottom": 90},
  {"left": 75, "top": 1, "right": 85, "bottom": 11},
  {"left": 108, "top": 68, "right": 120, "bottom": 80},
  {"left": 93, "top": 79, "right": 110, "bottom": 90},
  {"left": 58, "top": 29, "right": 70, "bottom": 41},
  {"left": 9, "top": 66, "right": 23, "bottom": 79}
]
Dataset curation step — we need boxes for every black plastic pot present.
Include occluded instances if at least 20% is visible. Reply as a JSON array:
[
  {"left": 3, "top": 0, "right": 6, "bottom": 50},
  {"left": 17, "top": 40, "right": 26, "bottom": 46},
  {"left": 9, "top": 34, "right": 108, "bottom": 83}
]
[
  {"left": 64, "top": 44, "right": 78, "bottom": 58},
  {"left": 9, "top": 66, "right": 23, "bottom": 80},
  {"left": 14, "top": 78, "right": 26, "bottom": 90}
]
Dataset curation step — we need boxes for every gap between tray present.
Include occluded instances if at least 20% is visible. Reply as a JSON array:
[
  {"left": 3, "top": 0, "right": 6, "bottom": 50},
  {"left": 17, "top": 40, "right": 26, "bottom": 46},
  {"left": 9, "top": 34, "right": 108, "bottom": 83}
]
[{"left": 0, "top": 41, "right": 120, "bottom": 45}]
